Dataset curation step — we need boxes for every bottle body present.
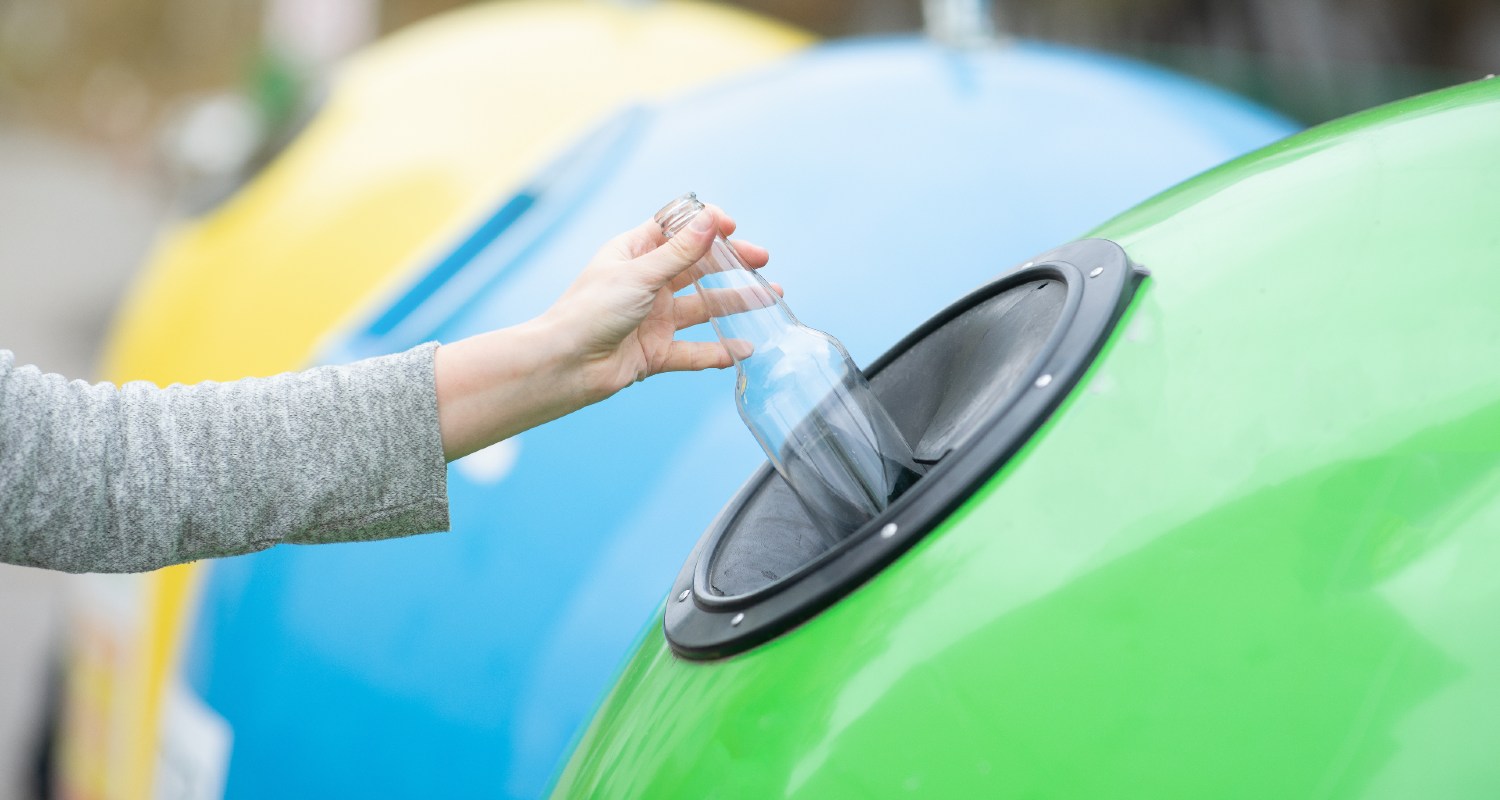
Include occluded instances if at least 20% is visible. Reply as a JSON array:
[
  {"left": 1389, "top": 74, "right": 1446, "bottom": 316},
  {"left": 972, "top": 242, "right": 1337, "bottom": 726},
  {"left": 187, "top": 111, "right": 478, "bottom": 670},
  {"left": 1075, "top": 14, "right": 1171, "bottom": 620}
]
[
  {"left": 735, "top": 324, "right": 923, "bottom": 544},
  {"left": 655, "top": 193, "right": 922, "bottom": 542}
]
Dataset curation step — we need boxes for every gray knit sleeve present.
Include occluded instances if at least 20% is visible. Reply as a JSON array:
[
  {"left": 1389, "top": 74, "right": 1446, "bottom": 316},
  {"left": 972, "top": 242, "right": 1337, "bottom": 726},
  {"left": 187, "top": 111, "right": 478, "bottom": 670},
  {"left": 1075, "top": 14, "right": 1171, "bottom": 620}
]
[{"left": 0, "top": 343, "right": 449, "bottom": 573}]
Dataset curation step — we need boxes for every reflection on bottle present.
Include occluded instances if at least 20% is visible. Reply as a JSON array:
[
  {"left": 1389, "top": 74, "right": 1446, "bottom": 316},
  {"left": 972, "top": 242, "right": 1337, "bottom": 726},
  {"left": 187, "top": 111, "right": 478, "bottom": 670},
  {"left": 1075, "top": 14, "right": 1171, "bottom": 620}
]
[{"left": 655, "top": 193, "right": 924, "bottom": 542}]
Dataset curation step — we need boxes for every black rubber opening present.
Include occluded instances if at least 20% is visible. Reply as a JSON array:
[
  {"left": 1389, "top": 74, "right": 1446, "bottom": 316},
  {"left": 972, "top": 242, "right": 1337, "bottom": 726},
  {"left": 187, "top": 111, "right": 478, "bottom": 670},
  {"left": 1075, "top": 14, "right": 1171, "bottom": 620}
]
[
  {"left": 665, "top": 238, "right": 1145, "bottom": 659},
  {"left": 706, "top": 278, "right": 1067, "bottom": 598}
]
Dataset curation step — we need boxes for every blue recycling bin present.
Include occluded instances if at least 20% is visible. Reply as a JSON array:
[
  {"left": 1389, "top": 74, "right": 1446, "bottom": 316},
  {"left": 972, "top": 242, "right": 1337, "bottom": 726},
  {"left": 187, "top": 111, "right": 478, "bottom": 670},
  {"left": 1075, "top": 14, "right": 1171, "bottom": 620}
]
[{"left": 178, "top": 36, "right": 1296, "bottom": 799}]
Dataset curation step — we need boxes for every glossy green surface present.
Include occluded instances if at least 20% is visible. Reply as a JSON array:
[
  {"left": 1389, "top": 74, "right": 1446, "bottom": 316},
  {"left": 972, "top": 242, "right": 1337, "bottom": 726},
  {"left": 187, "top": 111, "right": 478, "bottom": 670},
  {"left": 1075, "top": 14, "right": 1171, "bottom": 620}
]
[{"left": 554, "top": 77, "right": 1500, "bottom": 798}]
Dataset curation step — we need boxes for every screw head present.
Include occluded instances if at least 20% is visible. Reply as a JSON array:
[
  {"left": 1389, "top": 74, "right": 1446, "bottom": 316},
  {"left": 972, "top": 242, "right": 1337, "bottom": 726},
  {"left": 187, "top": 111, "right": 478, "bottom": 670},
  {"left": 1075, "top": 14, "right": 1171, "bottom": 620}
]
[
  {"left": 880, "top": 523, "right": 898, "bottom": 539},
  {"left": 731, "top": 613, "right": 745, "bottom": 627},
  {"left": 1089, "top": 266, "right": 1104, "bottom": 278},
  {"left": 1035, "top": 373, "right": 1053, "bottom": 388},
  {"left": 677, "top": 588, "right": 690, "bottom": 602}
]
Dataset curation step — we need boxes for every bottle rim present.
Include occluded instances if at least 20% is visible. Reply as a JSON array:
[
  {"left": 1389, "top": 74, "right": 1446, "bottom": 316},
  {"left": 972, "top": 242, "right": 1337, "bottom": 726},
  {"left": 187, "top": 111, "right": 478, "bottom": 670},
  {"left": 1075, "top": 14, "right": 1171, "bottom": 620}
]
[{"left": 654, "top": 192, "right": 706, "bottom": 238}]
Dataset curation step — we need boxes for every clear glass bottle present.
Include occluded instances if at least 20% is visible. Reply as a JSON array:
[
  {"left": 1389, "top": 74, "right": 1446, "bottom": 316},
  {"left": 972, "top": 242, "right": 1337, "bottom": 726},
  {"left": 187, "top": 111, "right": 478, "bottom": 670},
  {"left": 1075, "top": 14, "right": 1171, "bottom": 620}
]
[{"left": 655, "top": 193, "right": 923, "bottom": 544}]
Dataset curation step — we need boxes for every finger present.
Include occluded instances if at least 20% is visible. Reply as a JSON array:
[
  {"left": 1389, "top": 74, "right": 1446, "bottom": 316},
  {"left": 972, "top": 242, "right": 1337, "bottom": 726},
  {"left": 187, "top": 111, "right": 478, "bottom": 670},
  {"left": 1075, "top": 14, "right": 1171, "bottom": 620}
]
[
  {"left": 658, "top": 340, "right": 733, "bottom": 373},
  {"left": 733, "top": 239, "right": 769, "bottom": 268},
  {"left": 673, "top": 284, "right": 781, "bottom": 330},
  {"left": 668, "top": 265, "right": 704, "bottom": 293},
  {"left": 666, "top": 239, "right": 771, "bottom": 292},
  {"left": 609, "top": 204, "right": 743, "bottom": 262},
  {"left": 656, "top": 339, "right": 754, "bottom": 374},
  {"left": 630, "top": 208, "right": 719, "bottom": 288},
  {"left": 703, "top": 203, "right": 737, "bottom": 238},
  {"left": 606, "top": 218, "right": 666, "bottom": 259}
]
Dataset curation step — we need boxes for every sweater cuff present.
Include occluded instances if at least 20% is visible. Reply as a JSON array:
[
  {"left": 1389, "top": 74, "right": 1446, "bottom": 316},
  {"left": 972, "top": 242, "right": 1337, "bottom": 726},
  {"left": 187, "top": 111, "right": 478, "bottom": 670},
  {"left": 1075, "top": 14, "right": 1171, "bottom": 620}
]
[{"left": 286, "top": 341, "right": 450, "bottom": 546}]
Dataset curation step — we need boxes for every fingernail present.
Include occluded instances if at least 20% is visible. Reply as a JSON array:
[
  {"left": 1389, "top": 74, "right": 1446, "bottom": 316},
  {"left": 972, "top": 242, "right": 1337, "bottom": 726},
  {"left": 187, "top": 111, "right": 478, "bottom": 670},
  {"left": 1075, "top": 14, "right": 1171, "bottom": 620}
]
[{"left": 689, "top": 211, "right": 714, "bottom": 233}]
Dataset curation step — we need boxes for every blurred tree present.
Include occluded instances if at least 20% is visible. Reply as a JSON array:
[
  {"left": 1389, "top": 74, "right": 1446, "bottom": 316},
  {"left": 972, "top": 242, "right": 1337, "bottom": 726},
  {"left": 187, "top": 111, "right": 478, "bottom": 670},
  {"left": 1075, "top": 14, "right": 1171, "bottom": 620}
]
[
  {"left": 995, "top": 0, "right": 1496, "bottom": 121},
  {"left": 1, "top": 0, "right": 1495, "bottom": 151},
  {"left": 0, "top": 0, "right": 260, "bottom": 154}
]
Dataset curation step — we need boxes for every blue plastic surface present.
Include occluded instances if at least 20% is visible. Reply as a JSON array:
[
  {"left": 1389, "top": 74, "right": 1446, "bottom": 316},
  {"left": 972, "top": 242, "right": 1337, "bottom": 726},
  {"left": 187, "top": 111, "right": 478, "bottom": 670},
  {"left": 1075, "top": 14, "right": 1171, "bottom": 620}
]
[{"left": 181, "top": 38, "right": 1296, "bottom": 799}]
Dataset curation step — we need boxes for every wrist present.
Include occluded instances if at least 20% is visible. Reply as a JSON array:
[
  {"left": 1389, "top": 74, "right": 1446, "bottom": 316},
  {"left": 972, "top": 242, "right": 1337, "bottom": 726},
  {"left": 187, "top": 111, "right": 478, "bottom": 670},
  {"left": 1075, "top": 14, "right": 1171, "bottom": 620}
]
[
  {"left": 433, "top": 318, "right": 587, "bottom": 461},
  {"left": 531, "top": 306, "right": 626, "bottom": 406},
  {"left": 513, "top": 313, "right": 594, "bottom": 409}
]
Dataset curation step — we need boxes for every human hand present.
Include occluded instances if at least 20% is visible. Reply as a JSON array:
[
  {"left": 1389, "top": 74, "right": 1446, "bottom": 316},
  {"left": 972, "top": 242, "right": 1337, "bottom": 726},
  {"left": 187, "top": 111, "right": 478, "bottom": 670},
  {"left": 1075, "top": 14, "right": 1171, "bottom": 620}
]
[
  {"left": 541, "top": 204, "right": 774, "bottom": 403},
  {"left": 434, "top": 206, "right": 772, "bottom": 460}
]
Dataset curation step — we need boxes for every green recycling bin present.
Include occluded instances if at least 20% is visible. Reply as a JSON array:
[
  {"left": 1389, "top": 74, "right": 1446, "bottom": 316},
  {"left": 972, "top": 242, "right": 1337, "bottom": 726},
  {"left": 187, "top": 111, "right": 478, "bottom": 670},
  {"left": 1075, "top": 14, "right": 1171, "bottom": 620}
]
[{"left": 553, "top": 76, "right": 1500, "bottom": 798}]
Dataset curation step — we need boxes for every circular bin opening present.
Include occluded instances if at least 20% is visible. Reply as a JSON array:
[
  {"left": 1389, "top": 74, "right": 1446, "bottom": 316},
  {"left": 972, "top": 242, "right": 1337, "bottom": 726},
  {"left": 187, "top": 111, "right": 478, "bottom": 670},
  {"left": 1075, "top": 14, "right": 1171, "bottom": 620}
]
[
  {"left": 666, "top": 238, "right": 1145, "bottom": 659},
  {"left": 708, "top": 277, "right": 1067, "bottom": 598}
]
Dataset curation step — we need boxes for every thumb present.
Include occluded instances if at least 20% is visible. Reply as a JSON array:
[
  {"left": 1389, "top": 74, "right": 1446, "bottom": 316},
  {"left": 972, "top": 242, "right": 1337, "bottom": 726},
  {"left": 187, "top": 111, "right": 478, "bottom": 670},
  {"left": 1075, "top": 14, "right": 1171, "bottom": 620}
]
[{"left": 631, "top": 209, "right": 717, "bottom": 288}]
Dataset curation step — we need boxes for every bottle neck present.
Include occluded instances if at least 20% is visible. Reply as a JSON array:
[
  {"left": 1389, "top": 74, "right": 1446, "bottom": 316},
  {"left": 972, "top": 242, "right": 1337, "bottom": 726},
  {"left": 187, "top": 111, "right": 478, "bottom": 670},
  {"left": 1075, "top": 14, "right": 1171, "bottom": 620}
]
[
  {"left": 700, "top": 237, "right": 800, "bottom": 364},
  {"left": 654, "top": 192, "right": 802, "bottom": 366}
]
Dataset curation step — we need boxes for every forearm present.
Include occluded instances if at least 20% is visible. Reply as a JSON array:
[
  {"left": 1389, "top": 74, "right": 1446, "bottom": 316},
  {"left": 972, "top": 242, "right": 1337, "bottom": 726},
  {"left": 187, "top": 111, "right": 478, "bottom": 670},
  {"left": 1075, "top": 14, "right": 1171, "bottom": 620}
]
[
  {"left": 434, "top": 317, "right": 602, "bottom": 461},
  {"left": 0, "top": 203, "right": 753, "bottom": 573},
  {"left": 0, "top": 346, "right": 449, "bottom": 573}
]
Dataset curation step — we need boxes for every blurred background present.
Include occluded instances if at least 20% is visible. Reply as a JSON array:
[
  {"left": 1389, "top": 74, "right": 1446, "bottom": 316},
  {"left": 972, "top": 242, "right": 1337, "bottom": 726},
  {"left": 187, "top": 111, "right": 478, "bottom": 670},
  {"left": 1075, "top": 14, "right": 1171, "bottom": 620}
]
[{"left": 0, "top": 0, "right": 1495, "bottom": 798}]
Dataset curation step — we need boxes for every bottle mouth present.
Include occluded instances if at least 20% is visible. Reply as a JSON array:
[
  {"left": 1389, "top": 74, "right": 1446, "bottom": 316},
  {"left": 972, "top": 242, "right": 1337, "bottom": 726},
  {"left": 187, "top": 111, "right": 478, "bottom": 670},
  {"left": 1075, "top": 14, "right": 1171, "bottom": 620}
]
[{"left": 654, "top": 192, "right": 706, "bottom": 238}]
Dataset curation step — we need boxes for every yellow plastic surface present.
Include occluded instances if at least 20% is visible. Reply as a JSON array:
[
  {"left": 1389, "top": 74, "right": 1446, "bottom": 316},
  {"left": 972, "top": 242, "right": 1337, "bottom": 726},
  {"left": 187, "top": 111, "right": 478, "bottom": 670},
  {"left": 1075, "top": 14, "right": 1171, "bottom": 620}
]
[
  {"left": 103, "top": 0, "right": 810, "bottom": 385},
  {"left": 57, "top": 3, "right": 809, "bottom": 798}
]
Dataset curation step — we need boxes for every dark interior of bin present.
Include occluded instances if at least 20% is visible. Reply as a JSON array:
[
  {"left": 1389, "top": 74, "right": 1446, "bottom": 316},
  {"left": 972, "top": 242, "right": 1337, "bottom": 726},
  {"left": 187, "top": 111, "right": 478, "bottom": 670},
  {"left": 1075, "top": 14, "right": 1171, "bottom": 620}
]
[{"left": 706, "top": 278, "right": 1067, "bottom": 597}]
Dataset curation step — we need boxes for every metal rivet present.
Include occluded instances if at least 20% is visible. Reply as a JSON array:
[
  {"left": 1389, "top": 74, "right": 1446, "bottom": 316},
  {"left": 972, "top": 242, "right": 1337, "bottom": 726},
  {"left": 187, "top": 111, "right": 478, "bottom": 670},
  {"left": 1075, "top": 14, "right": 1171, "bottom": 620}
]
[
  {"left": 1089, "top": 266, "right": 1104, "bottom": 278},
  {"left": 731, "top": 613, "right": 745, "bottom": 627},
  {"left": 677, "top": 589, "right": 690, "bottom": 602},
  {"left": 880, "top": 523, "right": 898, "bottom": 539},
  {"left": 1035, "top": 374, "right": 1053, "bottom": 388}
]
